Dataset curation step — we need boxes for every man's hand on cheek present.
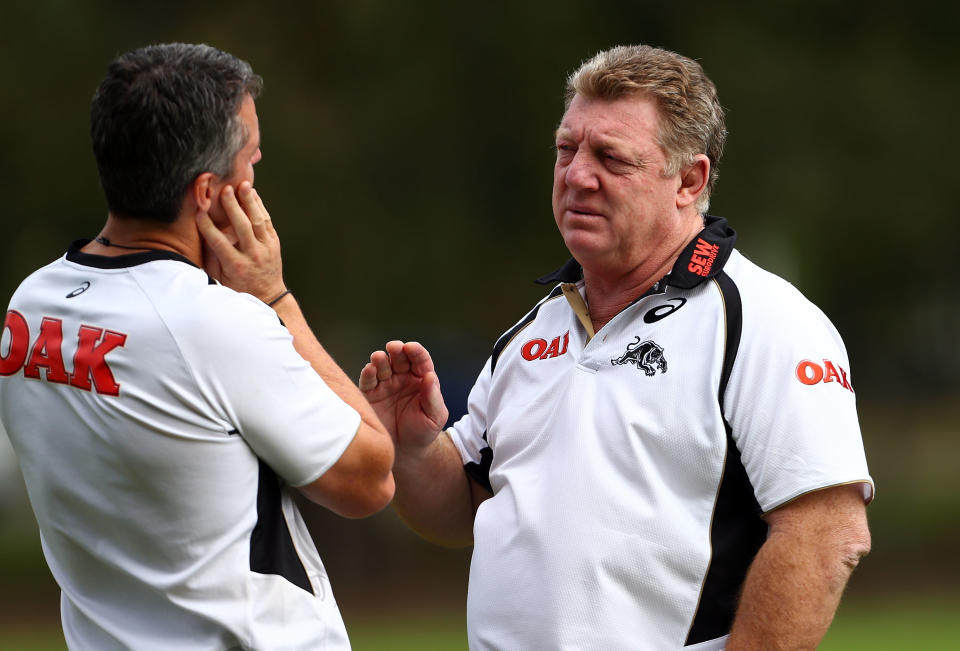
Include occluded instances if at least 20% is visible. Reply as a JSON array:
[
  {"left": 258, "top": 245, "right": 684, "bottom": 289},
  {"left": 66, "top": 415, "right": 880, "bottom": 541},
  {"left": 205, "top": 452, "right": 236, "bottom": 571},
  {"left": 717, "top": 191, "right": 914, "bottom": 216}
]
[{"left": 196, "top": 181, "right": 286, "bottom": 302}]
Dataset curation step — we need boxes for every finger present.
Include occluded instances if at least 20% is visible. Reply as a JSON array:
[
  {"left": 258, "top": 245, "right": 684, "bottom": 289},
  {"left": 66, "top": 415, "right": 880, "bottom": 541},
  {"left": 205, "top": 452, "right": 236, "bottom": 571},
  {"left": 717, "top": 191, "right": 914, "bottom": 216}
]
[
  {"left": 244, "top": 186, "right": 276, "bottom": 238},
  {"left": 370, "top": 350, "right": 393, "bottom": 382},
  {"left": 252, "top": 187, "right": 272, "bottom": 223},
  {"left": 196, "top": 210, "right": 242, "bottom": 267},
  {"left": 220, "top": 185, "right": 258, "bottom": 251},
  {"left": 403, "top": 341, "right": 436, "bottom": 376},
  {"left": 385, "top": 340, "right": 412, "bottom": 375},
  {"left": 219, "top": 224, "right": 239, "bottom": 248},
  {"left": 237, "top": 182, "right": 268, "bottom": 241},
  {"left": 358, "top": 363, "right": 378, "bottom": 392}
]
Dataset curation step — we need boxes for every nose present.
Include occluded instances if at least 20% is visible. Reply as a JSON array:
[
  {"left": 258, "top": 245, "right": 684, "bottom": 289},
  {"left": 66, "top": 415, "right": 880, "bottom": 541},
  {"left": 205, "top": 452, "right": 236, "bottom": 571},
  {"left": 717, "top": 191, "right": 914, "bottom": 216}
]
[{"left": 564, "top": 150, "right": 600, "bottom": 191}]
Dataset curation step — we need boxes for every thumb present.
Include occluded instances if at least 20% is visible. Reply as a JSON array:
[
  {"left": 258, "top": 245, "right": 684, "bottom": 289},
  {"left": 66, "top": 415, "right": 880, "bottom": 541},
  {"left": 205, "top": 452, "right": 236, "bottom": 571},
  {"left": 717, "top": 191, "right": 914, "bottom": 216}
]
[{"left": 420, "top": 372, "right": 449, "bottom": 430}]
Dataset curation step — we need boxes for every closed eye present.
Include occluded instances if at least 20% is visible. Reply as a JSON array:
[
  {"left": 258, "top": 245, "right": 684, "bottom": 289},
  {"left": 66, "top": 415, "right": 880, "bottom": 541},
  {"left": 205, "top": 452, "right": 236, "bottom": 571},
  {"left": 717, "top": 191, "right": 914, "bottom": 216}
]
[{"left": 602, "top": 151, "right": 641, "bottom": 173}]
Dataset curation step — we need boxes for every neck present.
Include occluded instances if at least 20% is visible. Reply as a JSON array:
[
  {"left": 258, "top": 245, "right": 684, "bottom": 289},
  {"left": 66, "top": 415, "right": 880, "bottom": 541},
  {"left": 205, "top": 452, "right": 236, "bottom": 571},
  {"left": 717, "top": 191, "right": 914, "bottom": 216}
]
[
  {"left": 582, "top": 258, "right": 675, "bottom": 332},
  {"left": 85, "top": 212, "right": 203, "bottom": 266},
  {"left": 582, "top": 218, "right": 703, "bottom": 332}
]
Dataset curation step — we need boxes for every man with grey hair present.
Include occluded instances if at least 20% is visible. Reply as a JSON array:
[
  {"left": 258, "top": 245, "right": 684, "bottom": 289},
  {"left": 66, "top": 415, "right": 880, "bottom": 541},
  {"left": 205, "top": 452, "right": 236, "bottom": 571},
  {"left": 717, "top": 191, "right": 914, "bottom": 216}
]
[
  {"left": 360, "top": 44, "right": 873, "bottom": 649},
  {"left": 0, "top": 43, "right": 394, "bottom": 649}
]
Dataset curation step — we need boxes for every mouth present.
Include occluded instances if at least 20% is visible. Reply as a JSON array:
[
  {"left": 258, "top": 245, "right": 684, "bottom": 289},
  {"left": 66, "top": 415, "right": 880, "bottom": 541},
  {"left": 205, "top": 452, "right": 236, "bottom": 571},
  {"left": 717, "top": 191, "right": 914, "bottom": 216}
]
[{"left": 566, "top": 206, "right": 604, "bottom": 219}]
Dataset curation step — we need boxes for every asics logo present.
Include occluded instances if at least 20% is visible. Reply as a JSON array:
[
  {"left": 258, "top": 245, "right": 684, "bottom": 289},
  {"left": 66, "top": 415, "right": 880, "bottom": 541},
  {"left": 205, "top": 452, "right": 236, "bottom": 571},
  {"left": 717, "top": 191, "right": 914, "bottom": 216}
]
[
  {"left": 643, "top": 298, "right": 686, "bottom": 323},
  {"left": 66, "top": 281, "right": 91, "bottom": 298}
]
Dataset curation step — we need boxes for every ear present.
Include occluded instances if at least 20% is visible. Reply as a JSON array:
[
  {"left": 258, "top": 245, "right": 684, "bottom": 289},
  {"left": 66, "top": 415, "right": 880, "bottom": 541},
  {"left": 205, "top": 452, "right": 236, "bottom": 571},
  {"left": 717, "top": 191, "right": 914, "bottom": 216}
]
[
  {"left": 191, "top": 172, "right": 218, "bottom": 213},
  {"left": 676, "top": 154, "right": 710, "bottom": 210}
]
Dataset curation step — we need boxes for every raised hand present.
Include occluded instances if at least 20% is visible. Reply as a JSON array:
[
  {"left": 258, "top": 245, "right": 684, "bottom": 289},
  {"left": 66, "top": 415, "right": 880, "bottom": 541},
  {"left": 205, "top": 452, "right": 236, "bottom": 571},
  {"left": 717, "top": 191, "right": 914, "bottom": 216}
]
[
  {"left": 359, "top": 341, "right": 449, "bottom": 453},
  {"left": 196, "top": 181, "right": 286, "bottom": 303}
]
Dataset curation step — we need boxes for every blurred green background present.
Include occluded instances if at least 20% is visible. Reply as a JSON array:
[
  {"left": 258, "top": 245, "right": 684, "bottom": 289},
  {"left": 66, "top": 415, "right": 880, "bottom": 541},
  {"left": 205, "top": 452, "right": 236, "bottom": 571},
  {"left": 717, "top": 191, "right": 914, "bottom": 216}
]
[{"left": 1, "top": 0, "right": 958, "bottom": 647}]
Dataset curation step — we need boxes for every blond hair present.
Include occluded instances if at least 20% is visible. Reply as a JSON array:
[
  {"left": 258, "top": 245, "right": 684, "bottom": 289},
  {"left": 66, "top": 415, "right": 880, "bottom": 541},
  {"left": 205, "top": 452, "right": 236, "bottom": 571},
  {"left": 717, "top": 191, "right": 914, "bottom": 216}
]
[{"left": 566, "top": 45, "right": 726, "bottom": 213}]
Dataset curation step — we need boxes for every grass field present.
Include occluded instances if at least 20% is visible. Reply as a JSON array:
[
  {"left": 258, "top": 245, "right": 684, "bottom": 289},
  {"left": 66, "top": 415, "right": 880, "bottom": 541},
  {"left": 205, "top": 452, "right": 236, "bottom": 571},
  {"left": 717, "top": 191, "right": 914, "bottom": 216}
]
[
  {"left": 2, "top": 595, "right": 958, "bottom": 650},
  {"left": 819, "top": 594, "right": 960, "bottom": 650}
]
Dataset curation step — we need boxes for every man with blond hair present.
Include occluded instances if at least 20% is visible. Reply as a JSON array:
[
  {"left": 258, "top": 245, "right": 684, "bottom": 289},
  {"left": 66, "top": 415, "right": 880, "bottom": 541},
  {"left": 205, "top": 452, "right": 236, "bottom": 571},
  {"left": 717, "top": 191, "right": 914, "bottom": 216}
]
[{"left": 360, "top": 45, "right": 873, "bottom": 649}]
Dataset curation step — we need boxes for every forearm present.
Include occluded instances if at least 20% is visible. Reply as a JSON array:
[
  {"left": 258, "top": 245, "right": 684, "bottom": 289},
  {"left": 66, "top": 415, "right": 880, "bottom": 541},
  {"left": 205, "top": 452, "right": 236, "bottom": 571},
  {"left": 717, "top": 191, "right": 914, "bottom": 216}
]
[
  {"left": 727, "top": 486, "right": 871, "bottom": 650},
  {"left": 392, "top": 432, "right": 477, "bottom": 548},
  {"left": 271, "top": 293, "right": 384, "bottom": 433},
  {"left": 356, "top": 340, "right": 475, "bottom": 543},
  {"left": 196, "top": 188, "right": 393, "bottom": 514},
  {"left": 727, "top": 538, "right": 849, "bottom": 648},
  {"left": 270, "top": 293, "right": 395, "bottom": 515}
]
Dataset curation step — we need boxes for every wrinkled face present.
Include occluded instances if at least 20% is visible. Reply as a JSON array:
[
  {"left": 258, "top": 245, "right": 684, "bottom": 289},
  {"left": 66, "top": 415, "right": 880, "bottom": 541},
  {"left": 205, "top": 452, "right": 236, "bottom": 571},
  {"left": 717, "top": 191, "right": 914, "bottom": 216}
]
[{"left": 552, "top": 93, "right": 690, "bottom": 276}]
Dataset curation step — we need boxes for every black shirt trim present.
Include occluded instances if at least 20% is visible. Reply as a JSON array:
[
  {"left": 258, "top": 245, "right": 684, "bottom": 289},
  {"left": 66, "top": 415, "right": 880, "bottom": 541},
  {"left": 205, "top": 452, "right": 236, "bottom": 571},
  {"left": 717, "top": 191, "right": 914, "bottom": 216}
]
[
  {"left": 464, "top": 432, "right": 494, "bottom": 494},
  {"left": 715, "top": 272, "right": 743, "bottom": 410},
  {"left": 685, "top": 270, "right": 765, "bottom": 645},
  {"left": 535, "top": 257, "right": 583, "bottom": 285},
  {"left": 66, "top": 239, "right": 199, "bottom": 270}
]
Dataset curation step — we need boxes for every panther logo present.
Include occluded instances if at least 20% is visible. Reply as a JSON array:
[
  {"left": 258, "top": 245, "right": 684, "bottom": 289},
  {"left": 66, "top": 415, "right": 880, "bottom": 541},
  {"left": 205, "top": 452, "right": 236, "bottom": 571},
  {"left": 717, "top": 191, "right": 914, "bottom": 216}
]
[{"left": 611, "top": 337, "right": 667, "bottom": 376}]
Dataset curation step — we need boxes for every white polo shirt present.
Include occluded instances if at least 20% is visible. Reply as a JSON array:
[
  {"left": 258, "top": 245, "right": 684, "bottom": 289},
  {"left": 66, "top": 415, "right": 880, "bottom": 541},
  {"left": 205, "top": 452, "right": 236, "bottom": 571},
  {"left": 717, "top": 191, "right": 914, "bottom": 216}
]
[
  {"left": 448, "top": 216, "right": 873, "bottom": 650},
  {"left": 0, "top": 244, "right": 360, "bottom": 650}
]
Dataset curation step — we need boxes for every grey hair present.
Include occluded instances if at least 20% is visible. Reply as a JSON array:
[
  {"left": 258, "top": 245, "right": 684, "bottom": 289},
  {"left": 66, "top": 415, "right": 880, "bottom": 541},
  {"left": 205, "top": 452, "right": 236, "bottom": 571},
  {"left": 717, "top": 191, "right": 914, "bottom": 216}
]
[{"left": 91, "top": 43, "right": 262, "bottom": 222}]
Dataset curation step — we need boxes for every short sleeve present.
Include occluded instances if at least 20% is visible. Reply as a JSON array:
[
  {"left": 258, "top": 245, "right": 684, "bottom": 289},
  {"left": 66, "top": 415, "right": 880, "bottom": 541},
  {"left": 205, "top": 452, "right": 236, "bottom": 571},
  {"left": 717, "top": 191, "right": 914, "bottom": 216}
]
[
  {"left": 181, "top": 291, "right": 360, "bottom": 487},
  {"left": 447, "top": 357, "right": 493, "bottom": 472},
  {"left": 724, "top": 276, "right": 874, "bottom": 512}
]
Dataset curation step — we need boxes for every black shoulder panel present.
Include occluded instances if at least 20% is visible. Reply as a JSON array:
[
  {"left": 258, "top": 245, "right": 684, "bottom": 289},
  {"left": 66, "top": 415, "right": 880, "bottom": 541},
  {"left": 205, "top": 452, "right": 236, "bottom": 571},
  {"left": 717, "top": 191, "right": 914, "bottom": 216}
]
[
  {"left": 685, "top": 423, "right": 766, "bottom": 644},
  {"left": 249, "top": 459, "right": 314, "bottom": 594}
]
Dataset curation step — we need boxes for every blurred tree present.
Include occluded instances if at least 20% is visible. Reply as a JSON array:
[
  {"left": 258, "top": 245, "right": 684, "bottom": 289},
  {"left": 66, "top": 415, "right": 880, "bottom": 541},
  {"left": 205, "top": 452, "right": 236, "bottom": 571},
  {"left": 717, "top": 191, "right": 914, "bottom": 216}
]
[
  {"left": 1, "top": 0, "right": 957, "bottom": 622},
  {"left": 2, "top": 0, "right": 956, "bottom": 397}
]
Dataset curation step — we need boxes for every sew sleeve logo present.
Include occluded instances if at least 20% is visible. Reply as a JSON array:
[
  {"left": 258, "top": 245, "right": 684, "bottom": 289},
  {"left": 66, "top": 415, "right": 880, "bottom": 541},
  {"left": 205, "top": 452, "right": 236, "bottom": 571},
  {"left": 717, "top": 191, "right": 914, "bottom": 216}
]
[{"left": 795, "top": 359, "right": 854, "bottom": 393}]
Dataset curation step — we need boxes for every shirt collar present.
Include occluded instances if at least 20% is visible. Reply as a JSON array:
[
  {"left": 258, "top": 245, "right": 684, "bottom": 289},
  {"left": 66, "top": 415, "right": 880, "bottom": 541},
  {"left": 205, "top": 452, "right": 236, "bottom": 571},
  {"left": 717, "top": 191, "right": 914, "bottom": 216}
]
[
  {"left": 66, "top": 239, "right": 199, "bottom": 270},
  {"left": 535, "top": 215, "right": 737, "bottom": 289}
]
